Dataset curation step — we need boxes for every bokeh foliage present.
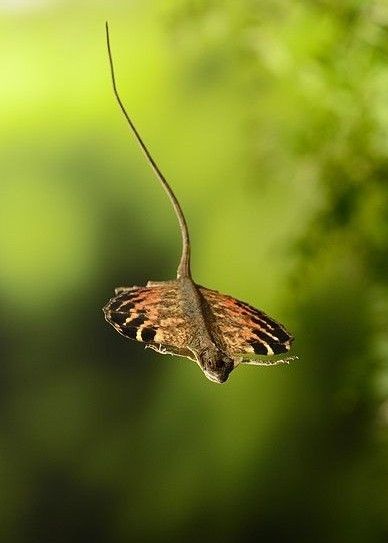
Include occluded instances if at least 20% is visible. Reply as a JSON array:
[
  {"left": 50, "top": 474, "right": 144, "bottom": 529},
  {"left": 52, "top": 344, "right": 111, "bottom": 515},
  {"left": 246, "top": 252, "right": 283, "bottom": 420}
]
[{"left": 0, "top": 1, "right": 387, "bottom": 542}]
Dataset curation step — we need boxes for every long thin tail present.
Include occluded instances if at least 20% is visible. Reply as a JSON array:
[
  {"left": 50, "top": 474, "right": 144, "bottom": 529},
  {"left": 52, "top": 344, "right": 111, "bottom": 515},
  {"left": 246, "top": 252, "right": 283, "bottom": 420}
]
[{"left": 105, "top": 22, "right": 191, "bottom": 279}]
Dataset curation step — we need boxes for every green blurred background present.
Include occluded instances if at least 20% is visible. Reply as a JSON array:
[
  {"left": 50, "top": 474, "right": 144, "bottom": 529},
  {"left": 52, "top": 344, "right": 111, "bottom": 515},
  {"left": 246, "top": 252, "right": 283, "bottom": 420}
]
[{"left": 1, "top": 1, "right": 387, "bottom": 542}]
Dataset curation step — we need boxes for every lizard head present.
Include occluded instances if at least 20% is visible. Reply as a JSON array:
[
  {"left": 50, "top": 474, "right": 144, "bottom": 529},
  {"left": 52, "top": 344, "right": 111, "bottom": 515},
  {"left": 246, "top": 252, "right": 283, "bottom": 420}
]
[{"left": 199, "top": 348, "right": 235, "bottom": 384}]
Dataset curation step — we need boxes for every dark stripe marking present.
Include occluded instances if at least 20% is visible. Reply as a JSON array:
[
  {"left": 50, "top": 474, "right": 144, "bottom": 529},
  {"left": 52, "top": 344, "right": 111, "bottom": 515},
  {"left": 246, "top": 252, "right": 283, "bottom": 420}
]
[
  {"left": 249, "top": 341, "right": 269, "bottom": 355},
  {"left": 235, "top": 301, "right": 278, "bottom": 330},
  {"left": 254, "top": 330, "right": 288, "bottom": 354},
  {"left": 110, "top": 312, "right": 127, "bottom": 325},
  {"left": 109, "top": 299, "right": 128, "bottom": 311},
  {"left": 128, "top": 314, "right": 147, "bottom": 327},
  {"left": 251, "top": 316, "right": 290, "bottom": 342},
  {"left": 122, "top": 326, "right": 137, "bottom": 340},
  {"left": 251, "top": 315, "right": 277, "bottom": 334},
  {"left": 141, "top": 327, "right": 156, "bottom": 342},
  {"left": 119, "top": 301, "right": 135, "bottom": 311}
]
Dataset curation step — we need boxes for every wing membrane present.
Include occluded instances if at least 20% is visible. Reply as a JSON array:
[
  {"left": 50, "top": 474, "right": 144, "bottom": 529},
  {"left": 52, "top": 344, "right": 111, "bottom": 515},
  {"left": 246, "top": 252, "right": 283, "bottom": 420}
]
[
  {"left": 198, "top": 285, "right": 294, "bottom": 359},
  {"left": 103, "top": 283, "right": 193, "bottom": 357}
]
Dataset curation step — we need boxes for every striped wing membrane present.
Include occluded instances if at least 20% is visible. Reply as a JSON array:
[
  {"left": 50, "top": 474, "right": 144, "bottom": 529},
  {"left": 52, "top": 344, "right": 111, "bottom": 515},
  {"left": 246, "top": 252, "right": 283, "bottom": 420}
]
[
  {"left": 103, "top": 284, "right": 193, "bottom": 355},
  {"left": 199, "top": 286, "right": 293, "bottom": 358}
]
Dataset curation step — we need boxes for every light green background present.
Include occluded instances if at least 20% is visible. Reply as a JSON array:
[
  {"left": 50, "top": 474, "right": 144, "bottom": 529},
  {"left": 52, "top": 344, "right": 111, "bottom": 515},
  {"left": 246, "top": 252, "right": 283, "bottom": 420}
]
[{"left": 0, "top": 1, "right": 387, "bottom": 542}]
